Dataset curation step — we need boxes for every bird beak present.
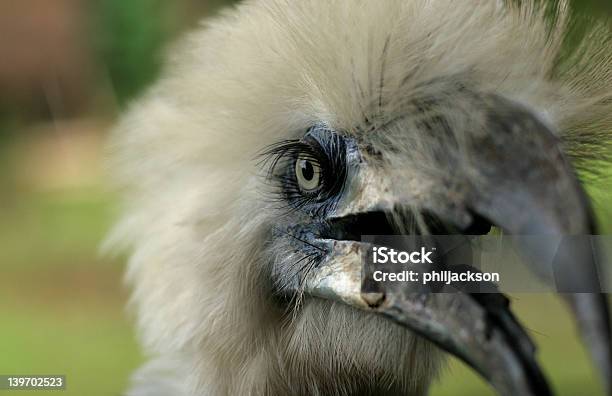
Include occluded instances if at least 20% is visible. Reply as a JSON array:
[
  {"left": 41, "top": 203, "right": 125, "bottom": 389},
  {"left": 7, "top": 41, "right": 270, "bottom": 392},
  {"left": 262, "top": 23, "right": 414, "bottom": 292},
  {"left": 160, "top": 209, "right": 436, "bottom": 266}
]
[{"left": 286, "top": 99, "right": 612, "bottom": 395}]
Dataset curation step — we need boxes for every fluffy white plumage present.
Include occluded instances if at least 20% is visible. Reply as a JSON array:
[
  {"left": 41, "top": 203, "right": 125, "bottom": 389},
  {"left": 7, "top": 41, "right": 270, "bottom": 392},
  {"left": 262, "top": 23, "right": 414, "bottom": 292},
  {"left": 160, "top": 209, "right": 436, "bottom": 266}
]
[{"left": 106, "top": 1, "right": 612, "bottom": 394}]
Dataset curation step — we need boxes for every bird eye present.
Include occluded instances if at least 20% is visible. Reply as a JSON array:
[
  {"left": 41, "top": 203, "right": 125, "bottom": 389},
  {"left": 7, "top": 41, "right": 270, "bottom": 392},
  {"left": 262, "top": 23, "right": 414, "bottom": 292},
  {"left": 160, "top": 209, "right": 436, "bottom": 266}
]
[{"left": 295, "top": 153, "right": 322, "bottom": 193}]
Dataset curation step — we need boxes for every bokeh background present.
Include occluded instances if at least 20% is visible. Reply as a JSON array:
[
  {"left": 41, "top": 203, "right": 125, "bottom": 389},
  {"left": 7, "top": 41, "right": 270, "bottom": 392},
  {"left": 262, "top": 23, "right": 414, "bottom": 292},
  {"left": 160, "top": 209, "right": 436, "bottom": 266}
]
[{"left": 0, "top": 1, "right": 611, "bottom": 395}]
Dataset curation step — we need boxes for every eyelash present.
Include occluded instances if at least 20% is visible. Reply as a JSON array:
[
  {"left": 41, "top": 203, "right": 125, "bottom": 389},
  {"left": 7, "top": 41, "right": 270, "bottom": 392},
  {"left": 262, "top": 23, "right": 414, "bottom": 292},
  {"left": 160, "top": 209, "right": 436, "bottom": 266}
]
[{"left": 259, "top": 134, "right": 347, "bottom": 215}]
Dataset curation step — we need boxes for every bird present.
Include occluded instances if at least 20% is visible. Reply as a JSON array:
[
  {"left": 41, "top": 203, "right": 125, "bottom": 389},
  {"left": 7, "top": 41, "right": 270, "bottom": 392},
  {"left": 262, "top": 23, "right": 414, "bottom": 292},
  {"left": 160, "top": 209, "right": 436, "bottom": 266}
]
[{"left": 106, "top": 0, "right": 612, "bottom": 395}]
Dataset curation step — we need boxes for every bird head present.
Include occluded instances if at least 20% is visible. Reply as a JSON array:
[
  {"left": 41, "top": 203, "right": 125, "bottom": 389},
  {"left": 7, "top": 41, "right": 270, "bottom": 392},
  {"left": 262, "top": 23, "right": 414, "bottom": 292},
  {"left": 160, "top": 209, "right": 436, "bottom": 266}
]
[{"left": 108, "top": 1, "right": 612, "bottom": 395}]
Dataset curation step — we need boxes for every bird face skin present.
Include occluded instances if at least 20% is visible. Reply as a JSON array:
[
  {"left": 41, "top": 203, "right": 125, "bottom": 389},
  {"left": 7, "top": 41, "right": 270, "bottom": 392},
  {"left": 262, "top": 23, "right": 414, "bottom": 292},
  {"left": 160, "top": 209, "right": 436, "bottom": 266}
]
[{"left": 108, "top": 1, "right": 612, "bottom": 395}]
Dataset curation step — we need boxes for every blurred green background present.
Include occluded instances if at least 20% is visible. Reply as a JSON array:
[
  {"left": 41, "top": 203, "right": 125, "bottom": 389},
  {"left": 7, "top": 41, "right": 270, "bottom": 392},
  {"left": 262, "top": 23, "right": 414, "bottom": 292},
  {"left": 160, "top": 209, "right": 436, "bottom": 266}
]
[{"left": 0, "top": 1, "right": 610, "bottom": 395}]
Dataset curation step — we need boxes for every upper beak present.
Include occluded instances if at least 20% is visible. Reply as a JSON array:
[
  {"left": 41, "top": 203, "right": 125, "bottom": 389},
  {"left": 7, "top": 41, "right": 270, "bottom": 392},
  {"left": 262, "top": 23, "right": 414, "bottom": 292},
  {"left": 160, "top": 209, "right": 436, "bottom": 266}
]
[
  {"left": 284, "top": 97, "right": 612, "bottom": 396},
  {"left": 466, "top": 97, "right": 612, "bottom": 395}
]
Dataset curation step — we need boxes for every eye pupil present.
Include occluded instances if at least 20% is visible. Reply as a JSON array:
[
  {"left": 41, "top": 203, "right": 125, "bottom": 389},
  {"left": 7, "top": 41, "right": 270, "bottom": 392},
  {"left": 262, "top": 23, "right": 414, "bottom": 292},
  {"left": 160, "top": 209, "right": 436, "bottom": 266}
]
[{"left": 300, "top": 160, "right": 314, "bottom": 181}]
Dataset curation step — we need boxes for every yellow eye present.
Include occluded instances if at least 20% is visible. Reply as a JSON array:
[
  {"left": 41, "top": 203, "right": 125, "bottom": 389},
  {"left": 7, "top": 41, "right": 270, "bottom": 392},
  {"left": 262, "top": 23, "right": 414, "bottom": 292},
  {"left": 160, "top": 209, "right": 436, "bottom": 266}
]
[{"left": 295, "top": 153, "right": 321, "bottom": 193}]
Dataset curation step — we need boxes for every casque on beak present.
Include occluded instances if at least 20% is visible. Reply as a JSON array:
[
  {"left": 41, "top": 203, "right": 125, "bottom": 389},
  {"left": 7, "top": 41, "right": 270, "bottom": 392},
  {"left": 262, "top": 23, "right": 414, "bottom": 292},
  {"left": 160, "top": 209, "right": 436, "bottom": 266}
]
[{"left": 282, "top": 95, "right": 612, "bottom": 396}]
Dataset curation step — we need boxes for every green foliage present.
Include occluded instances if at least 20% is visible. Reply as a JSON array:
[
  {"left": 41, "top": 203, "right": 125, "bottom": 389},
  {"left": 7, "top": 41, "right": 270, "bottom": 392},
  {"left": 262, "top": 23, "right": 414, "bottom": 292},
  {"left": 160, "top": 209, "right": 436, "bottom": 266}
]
[
  {"left": 0, "top": 297, "right": 141, "bottom": 396},
  {"left": 90, "top": 0, "right": 175, "bottom": 105}
]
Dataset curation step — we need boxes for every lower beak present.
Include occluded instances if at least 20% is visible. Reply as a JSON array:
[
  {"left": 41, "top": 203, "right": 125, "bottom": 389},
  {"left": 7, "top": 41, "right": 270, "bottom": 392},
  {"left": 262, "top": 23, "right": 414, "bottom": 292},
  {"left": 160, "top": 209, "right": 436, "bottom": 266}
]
[{"left": 302, "top": 238, "right": 553, "bottom": 396}]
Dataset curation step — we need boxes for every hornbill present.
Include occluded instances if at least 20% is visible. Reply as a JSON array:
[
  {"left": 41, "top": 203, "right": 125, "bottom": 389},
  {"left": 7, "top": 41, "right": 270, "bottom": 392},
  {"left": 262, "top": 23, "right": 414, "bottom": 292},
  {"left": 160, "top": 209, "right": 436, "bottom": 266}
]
[{"left": 107, "top": 0, "right": 612, "bottom": 395}]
